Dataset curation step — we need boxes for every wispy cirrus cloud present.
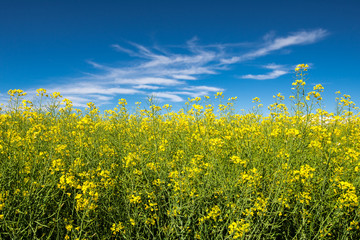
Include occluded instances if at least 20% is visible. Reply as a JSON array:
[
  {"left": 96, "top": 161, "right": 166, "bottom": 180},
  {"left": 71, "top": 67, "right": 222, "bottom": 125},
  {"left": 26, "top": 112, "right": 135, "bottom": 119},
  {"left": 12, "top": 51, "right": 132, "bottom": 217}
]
[
  {"left": 114, "top": 77, "right": 183, "bottom": 86},
  {"left": 238, "top": 29, "right": 328, "bottom": 61},
  {"left": 149, "top": 92, "right": 184, "bottom": 102},
  {"left": 182, "top": 86, "right": 224, "bottom": 92},
  {"left": 16, "top": 29, "right": 327, "bottom": 107},
  {"left": 241, "top": 70, "right": 288, "bottom": 80},
  {"left": 240, "top": 63, "right": 289, "bottom": 80}
]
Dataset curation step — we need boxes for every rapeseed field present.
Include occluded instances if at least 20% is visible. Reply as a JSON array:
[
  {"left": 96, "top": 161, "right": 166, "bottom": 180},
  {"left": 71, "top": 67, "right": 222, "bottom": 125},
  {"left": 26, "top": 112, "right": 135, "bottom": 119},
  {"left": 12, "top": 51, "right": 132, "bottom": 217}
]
[{"left": 0, "top": 64, "right": 359, "bottom": 239}]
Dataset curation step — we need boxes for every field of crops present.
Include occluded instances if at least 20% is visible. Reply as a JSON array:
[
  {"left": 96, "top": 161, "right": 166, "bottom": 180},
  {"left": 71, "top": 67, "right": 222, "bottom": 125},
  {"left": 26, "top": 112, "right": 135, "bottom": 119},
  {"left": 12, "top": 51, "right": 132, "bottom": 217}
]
[{"left": 1, "top": 65, "right": 360, "bottom": 239}]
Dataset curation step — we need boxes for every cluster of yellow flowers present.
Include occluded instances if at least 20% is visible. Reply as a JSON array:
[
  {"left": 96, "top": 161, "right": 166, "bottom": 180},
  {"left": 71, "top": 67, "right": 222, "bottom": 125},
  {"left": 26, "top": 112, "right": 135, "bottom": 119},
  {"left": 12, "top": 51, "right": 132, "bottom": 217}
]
[
  {"left": 228, "top": 219, "right": 250, "bottom": 239},
  {"left": 295, "top": 63, "right": 309, "bottom": 71}
]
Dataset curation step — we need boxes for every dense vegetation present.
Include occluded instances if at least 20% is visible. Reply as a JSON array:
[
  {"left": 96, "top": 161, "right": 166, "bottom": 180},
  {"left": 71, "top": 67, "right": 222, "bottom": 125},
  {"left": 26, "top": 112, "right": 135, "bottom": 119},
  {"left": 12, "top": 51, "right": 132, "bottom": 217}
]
[{"left": 0, "top": 64, "right": 359, "bottom": 239}]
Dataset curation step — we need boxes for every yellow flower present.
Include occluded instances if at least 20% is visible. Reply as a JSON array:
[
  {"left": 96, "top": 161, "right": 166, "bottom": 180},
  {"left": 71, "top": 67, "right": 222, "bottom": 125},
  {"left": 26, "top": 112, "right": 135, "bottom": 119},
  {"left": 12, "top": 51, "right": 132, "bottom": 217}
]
[
  {"left": 130, "top": 218, "right": 136, "bottom": 226},
  {"left": 215, "top": 92, "right": 223, "bottom": 98},
  {"left": 36, "top": 88, "right": 47, "bottom": 96},
  {"left": 129, "top": 194, "right": 142, "bottom": 204},
  {"left": 252, "top": 97, "right": 260, "bottom": 103},
  {"left": 65, "top": 224, "right": 73, "bottom": 232},
  {"left": 111, "top": 221, "right": 125, "bottom": 235}
]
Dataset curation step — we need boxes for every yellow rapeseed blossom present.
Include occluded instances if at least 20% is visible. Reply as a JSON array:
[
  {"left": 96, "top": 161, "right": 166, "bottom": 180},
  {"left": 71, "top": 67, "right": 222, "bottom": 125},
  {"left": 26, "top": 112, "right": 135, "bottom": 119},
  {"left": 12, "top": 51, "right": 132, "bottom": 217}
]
[{"left": 228, "top": 219, "right": 250, "bottom": 239}]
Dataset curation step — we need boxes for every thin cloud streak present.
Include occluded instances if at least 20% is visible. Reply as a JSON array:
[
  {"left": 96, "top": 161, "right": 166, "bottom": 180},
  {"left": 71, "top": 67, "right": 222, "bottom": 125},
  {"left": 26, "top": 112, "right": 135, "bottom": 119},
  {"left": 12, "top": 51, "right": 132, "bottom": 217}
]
[
  {"left": 182, "top": 86, "right": 224, "bottom": 92},
  {"left": 114, "top": 77, "right": 184, "bottom": 86},
  {"left": 50, "top": 85, "right": 141, "bottom": 95},
  {"left": 238, "top": 29, "right": 328, "bottom": 61},
  {"left": 172, "top": 75, "right": 197, "bottom": 80},
  {"left": 133, "top": 85, "right": 163, "bottom": 90},
  {"left": 240, "top": 63, "right": 289, "bottom": 80},
  {"left": 241, "top": 70, "right": 288, "bottom": 80},
  {"left": 150, "top": 92, "right": 184, "bottom": 102}
]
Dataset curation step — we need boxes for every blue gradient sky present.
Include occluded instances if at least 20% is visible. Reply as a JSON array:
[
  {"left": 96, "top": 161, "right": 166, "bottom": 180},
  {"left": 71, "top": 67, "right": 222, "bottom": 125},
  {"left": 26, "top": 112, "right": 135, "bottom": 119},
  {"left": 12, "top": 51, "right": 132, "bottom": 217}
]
[{"left": 1, "top": 0, "right": 359, "bottom": 112}]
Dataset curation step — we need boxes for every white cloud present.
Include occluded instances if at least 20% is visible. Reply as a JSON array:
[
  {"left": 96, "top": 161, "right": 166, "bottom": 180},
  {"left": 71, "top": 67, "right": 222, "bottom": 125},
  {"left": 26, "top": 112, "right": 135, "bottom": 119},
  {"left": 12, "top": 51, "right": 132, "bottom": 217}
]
[
  {"left": 133, "top": 85, "right": 163, "bottom": 90},
  {"left": 37, "top": 83, "right": 143, "bottom": 107},
  {"left": 172, "top": 75, "right": 197, "bottom": 80},
  {"left": 220, "top": 57, "right": 241, "bottom": 64},
  {"left": 150, "top": 92, "right": 184, "bottom": 102},
  {"left": 88, "top": 30, "right": 326, "bottom": 87},
  {"left": 88, "top": 95, "right": 113, "bottom": 101},
  {"left": 240, "top": 63, "right": 289, "bottom": 80},
  {"left": 114, "top": 77, "right": 183, "bottom": 86},
  {"left": 111, "top": 44, "right": 139, "bottom": 57},
  {"left": 263, "top": 63, "right": 285, "bottom": 70},
  {"left": 182, "top": 86, "right": 224, "bottom": 92},
  {"left": 238, "top": 29, "right": 328, "bottom": 61},
  {"left": 50, "top": 85, "right": 141, "bottom": 95},
  {"left": 241, "top": 70, "right": 288, "bottom": 80}
]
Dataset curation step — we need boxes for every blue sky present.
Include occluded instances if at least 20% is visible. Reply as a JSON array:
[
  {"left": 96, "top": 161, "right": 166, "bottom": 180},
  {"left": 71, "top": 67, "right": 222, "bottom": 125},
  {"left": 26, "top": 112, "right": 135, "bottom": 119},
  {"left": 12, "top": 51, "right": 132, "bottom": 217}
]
[{"left": 1, "top": 0, "right": 359, "bottom": 113}]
